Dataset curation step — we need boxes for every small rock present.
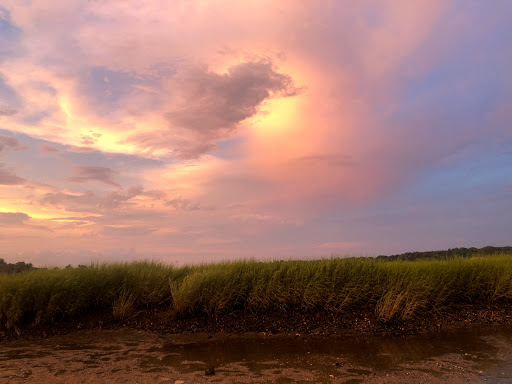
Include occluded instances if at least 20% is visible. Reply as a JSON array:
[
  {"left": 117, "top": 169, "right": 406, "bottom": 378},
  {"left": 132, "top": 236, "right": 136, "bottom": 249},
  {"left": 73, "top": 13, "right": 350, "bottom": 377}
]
[
  {"left": 205, "top": 367, "right": 215, "bottom": 376},
  {"left": 174, "top": 381, "right": 185, "bottom": 384}
]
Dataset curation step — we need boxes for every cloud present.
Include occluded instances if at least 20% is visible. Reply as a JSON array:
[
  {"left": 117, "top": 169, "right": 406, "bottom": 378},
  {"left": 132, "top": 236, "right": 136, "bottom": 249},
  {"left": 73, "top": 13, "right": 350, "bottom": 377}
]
[
  {"left": 131, "top": 60, "right": 300, "bottom": 159},
  {"left": 168, "top": 60, "right": 299, "bottom": 133},
  {"left": 0, "top": 0, "right": 510, "bottom": 262},
  {"left": 41, "top": 186, "right": 144, "bottom": 212},
  {"left": 0, "top": 211, "right": 49, "bottom": 231},
  {"left": 0, "top": 212, "right": 30, "bottom": 225},
  {"left": 232, "top": 213, "right": 302, "bottom": 226},
  {"left": 74, "top": 66, "right": 167, "bottom": 117},
  {"left": 102, "top": 186, "right": 143, "bottom": 209},
  {"left": 80, "top": 132, "right": 102, "bottom": 146},
  {"left": 42, "top": 187, "right": 144, "bottom": 211},
  {"left": 66, "top": 166, "right": 121, "bottom": 188},
  {"left": 142, "top": 190, "right": 166, "bottom": 200},
  {"left": 0, "top": 134, "right": 23, "bottom": 152},
  {"left": 165, "top": 197, "right": 201, "bottom": 211},
  {"left": 171, "top": 142, "right": 218, "bottom": 160},
  {"left": 39, "top": 143, "right": 59, "bottom": 152},
  {"left": 0, "top": 163, "right": 25, "bottom": 184},
  {"left": 0, "top": 75, "right": 21, "bottom": 113},
  {"left": 0, "top": 6, "right": 22, "bottom": 62},
  {"left": 39, "top": 186, "right": 150, "bottom": 213},
  {"left": 0, "top": 105, "right": 16, "bottom": 116},
  {"left": 102, "top": 225, "right": 157, "bottom": 237}
]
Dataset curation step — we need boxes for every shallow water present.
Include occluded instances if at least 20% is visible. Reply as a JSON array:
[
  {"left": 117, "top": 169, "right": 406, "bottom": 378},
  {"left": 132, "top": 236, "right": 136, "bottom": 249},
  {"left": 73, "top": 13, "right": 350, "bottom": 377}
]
[{"left": 2, "top": 326, "right": 512, "bottom": 383}]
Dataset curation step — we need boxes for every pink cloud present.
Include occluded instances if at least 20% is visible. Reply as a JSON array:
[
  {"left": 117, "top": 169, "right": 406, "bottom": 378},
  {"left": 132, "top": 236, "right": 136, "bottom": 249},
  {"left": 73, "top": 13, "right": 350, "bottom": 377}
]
[
  {"left": 0, "top": 163, "right": 25, "bottom": 185},
  {"left": 66, "top": 166, "right": 121, "bottom": 188},
  {"left": 39, "top": 143, "right": 59, "bottom": 152}
]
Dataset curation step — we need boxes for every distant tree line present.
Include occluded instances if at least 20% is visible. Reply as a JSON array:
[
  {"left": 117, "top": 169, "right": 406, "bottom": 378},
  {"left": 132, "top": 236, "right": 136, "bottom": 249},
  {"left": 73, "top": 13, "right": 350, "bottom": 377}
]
[
  {"left": 376, "top": 246, "right": 512, "bottom": 262},
  {"left": 1, "top": 247, "right": 511, "bottom": 273},
  {"left": 0, "top": 259, "right": 35, "bottom": 274}
]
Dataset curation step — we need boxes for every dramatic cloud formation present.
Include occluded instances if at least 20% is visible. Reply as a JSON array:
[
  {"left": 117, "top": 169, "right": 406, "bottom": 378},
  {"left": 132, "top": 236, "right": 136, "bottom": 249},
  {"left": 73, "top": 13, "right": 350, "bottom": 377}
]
[
  {"left": 165, "top": 60, "right": 300, "bottom": 158},
  {"left": 126, "top": 60, "right": 301, "bottom": 159},
  {"left": 0, "top": 0, "right": 510, "bottom": 265}
]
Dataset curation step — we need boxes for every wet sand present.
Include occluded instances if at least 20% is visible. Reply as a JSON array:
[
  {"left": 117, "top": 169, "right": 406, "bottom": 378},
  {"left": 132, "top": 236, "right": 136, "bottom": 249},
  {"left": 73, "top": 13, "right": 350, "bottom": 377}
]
[{"left": 2, "top": 326, "right": 512, "bottom": 383}]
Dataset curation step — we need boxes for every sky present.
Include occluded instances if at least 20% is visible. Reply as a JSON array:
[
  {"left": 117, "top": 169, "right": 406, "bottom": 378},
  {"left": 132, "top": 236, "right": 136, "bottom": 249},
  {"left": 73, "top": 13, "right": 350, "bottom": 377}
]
[{"left": 0, "top": 0, "right": 511, "bottom": 266}]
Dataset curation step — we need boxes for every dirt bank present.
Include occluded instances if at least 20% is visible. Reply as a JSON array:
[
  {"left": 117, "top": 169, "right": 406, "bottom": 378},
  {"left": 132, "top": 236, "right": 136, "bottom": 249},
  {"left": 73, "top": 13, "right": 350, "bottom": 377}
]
[{"left": 2, "top": 302, "right": 512, "bottom": 342}]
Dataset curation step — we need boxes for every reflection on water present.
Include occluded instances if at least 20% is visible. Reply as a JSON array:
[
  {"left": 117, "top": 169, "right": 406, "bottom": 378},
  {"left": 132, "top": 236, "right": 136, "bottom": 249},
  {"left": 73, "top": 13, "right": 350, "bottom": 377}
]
[
  {"left": 144, "top": 327, "right": 508, "bottom": 371},
  {"left": 137, "top": 327, "right": 512, "bottom": 382}
]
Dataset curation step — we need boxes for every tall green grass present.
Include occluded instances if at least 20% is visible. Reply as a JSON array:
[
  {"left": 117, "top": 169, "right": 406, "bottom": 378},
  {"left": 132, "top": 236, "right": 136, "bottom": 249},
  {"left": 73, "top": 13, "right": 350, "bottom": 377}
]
[
  {"left": 0, "top": 262, "right": 178, "bottom": 333},
  {"left": 2, "top": 253, "right": 512, "bottom": 333}
]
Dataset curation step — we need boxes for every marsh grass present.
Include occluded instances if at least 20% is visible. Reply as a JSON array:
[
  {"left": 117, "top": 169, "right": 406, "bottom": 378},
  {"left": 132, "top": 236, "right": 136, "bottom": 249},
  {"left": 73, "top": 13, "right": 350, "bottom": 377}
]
[
  {"left": 2, "top": 253, "right": 512, "bottom": 332},
  {"left": 0, "top": 261, "right": 176, "bottom": 333},
  {"left": 112, "top": 290, "right": 136, "bottom": 319}
]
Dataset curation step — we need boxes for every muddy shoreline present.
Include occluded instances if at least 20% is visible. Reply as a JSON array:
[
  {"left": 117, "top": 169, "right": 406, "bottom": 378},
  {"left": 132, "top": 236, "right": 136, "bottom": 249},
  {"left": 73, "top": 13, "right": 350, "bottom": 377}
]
[
  {"left": 3, "top": 324, "right": 512, "bottom": 383},
  {"left": 3, "top": 305, "right": 512, "bottom": 383},
  {"left": 2, "top": 302, "right": 512, "bottom": 342}
]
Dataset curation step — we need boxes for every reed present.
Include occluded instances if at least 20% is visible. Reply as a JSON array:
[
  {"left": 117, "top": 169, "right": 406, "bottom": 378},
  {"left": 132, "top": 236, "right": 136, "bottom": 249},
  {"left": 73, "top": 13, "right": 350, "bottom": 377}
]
[{"left": 1, "top": 253, "right": 512, "bottom": 332}]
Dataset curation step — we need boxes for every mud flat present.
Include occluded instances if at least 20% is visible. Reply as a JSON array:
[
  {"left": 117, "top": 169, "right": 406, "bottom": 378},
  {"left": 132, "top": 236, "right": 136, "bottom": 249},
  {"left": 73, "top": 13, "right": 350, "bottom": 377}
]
[{"left": 2, "top": 326, "right": 512, "bottom": 383}]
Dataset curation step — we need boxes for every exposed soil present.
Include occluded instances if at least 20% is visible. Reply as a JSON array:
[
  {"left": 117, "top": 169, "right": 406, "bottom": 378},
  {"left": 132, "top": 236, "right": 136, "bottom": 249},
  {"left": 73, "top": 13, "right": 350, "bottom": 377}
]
[
  {"left": 2, "top": 302, "right": 512, "bottom": 342},
  {"left": 2, "top": 304, "right": 512, "bottom": 383},
  {"left": 2, "top": 325, "right": 512, "bottom": 383}
]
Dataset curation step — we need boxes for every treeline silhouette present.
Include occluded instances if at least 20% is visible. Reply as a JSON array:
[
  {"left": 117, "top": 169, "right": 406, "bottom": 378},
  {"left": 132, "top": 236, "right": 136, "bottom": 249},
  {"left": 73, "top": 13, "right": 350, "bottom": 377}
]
[
  {"left": 376, "top": 246, "right": 512, "bottom": 261},
  {"left": 0, "top": 259, "right": 35, "bottom": 274},
  {"left": 1, "top": 247, "right": 511, "bottom": 274}
]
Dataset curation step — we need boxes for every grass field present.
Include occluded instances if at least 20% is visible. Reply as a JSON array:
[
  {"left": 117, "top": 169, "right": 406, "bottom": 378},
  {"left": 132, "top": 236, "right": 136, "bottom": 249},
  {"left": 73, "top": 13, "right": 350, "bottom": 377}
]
[{"left": 1, "top": 252, "right": 512, "bottom": 333}]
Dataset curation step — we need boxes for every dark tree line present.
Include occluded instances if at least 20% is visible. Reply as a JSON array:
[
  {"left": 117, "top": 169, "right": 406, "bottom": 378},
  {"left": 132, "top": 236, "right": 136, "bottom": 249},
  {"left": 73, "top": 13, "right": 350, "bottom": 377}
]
[
  {"left": 376, "top": 246, "right": 512, "bottom": 262},
  {"left": 0, "top": 259, "right": 35, "bottom": 274}
]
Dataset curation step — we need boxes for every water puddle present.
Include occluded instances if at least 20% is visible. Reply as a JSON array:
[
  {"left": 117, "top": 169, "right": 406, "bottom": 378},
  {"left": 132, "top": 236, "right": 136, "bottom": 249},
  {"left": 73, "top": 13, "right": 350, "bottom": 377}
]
[{"left": 1, "top": 327, "right": 512, "bottom": 382}]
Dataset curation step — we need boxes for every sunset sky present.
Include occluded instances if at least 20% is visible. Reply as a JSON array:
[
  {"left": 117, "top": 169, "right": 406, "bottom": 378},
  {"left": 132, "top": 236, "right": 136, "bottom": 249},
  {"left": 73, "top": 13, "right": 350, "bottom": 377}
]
[{"left": 0, "top": 1, "right": 511, "bottom": 266}]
